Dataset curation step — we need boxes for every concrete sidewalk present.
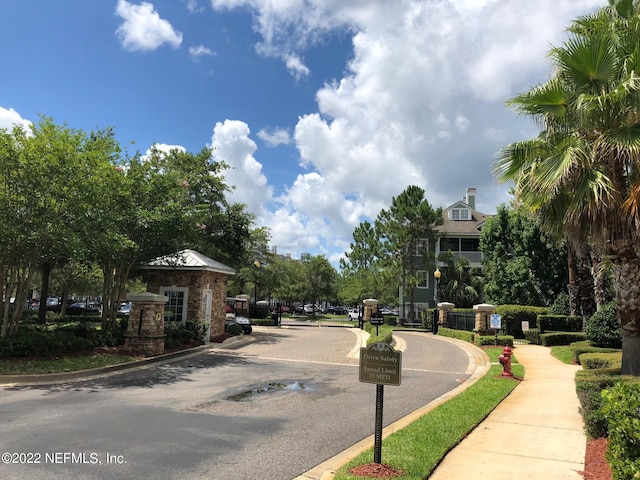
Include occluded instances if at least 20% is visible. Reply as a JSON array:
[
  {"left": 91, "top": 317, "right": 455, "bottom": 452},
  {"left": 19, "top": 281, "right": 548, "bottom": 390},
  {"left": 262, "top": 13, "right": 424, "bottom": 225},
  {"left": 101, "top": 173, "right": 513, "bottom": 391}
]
[{"left": 428, "top": 344, "right": 586, "bottom": 480}]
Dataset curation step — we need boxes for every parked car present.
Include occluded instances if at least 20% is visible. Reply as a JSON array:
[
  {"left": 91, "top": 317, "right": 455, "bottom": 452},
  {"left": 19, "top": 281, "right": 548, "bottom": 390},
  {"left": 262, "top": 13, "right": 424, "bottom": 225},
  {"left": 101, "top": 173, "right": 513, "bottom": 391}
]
[
  {"left": 347, "top": 308, "right": 360, "bottom": 321},
  {"left": 67, "top": 301, "right": 101, "bottom": 316},
  {"left": 117, "top": 302, "right": 131, "bottom": 316},
  {"left": 226, "top": 315, "right": 252, "bottom": 334}
]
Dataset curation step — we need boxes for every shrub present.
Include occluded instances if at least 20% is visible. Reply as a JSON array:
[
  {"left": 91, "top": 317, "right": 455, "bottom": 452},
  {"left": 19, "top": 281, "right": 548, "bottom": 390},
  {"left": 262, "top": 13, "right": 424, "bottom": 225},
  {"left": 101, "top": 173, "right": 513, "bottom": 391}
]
[
  {"left": 575, "top": 368, "right": 622, "bottom": 438},
  {"left": 496, "top": 305, "right": 548, "bottom": 337},
  {"left": 580, "top": 352, "right": 622, "bottom": 370},
  {"left": 601, "top": 382, "right": 640, "bottom": 479},
  {"left": 571, "top": 340, "right": 621, "bottom": 365},
  {"left": 477, "top": 335, "right": 514, "bottom": 347},
  {"left": 0, "top": 330, "right": 94, "bottom": 358},
  {"left": 524, "top": 328, "right": 542, "bottom": 345},
  {"left": 164, "top": 321, "right": 207, "bottom": 348},
  {"left": 249, "top": 304, "right": 270, "bottom": 319},
  {"left": 549, "top": 292, "right": 570, "bottom": 315},
  {"left": 437, "top": 328, "right": 474, "bottom": 343},
  {"left": 541, "top": 332, "right": 586, "bottom": 346},
  {"left": 586, "top": 302, "right": 622, "bottom": 349},
  {"left": 538, "top": 315, "right": 582, "bottom": 333}
]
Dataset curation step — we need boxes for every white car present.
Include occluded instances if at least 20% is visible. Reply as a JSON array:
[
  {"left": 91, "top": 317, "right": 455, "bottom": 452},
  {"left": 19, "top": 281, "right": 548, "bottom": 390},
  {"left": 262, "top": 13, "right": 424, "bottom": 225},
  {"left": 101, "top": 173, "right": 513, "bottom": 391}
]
[{"left": 347, "top": 308, "right": 360, "bottom": 321}]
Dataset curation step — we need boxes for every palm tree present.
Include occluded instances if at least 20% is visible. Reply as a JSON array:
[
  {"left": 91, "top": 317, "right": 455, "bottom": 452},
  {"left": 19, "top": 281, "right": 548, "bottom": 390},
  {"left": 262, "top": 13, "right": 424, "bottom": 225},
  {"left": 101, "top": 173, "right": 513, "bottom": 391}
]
[
  {"left": 494, "top": 0, "right": 640, "bottom": 375},
  {"left": 438, "top": 253, "right": 483, "bottom": 308}
]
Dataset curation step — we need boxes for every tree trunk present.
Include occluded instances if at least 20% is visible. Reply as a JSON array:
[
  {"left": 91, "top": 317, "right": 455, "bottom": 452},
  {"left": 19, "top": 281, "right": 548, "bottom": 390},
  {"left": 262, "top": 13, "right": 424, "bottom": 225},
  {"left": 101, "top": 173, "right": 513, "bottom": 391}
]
[
  {"left": 38, "top": 262, "right": 51, "bottom": 323},
  {"left": 577, "top": 245, "right": 595, "bottom": 330},
  {"left": 568, "top": 244, "right": 579, "bottom": 316},
  {"left": 611, "top": 253, "right": 640, "bottom": 376}
]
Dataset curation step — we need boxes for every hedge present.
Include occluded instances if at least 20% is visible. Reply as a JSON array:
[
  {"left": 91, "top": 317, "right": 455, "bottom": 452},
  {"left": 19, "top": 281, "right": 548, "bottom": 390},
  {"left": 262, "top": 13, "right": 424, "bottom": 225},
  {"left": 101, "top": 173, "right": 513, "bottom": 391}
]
[
  {"left": 575, "top": 368, "right": 624, "bottom": 438},
  {"left": 495, "top": 305, "right": 547, "bottom": 337},
  {"left": 601, "top": 382, "right": 640, "bottom": 479},
  {"left": 540, "top": 332, "right": 586, "bottom": 346},
  {"left": 571, "top": 340, "right": 621, "bottom": 365},
  {"left": 580, "top": 352, "right": 622, "bottom": 371},
  {"left": 477, "top": 335, "right": 514, "bottom": 347},
  {"left": 437, "top": 328, "right": 474, "bottom": 343},
  {"left": 538, "top": 315, "right": 582, "bottom": 333},
  {"left": 0, "top": 330, "right": 95, "bottom": 358}
]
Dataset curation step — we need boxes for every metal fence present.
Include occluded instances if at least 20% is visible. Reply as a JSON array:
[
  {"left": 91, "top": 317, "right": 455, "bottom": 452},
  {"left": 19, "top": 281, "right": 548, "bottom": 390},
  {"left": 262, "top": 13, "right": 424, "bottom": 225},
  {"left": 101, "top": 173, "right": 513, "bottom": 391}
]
[{"left": 446, "top": 311, "right": 475, "bottom": 331}]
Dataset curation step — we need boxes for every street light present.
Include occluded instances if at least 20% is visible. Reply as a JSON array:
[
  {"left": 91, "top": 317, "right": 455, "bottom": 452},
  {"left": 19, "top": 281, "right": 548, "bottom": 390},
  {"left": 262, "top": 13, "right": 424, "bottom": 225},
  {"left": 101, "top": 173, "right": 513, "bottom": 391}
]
[
  {"left": 433, "top": 268, "right": 441, "bottom": 334},
  {"left": 253, "top": 260, "right": 261, "bottom": 307}
]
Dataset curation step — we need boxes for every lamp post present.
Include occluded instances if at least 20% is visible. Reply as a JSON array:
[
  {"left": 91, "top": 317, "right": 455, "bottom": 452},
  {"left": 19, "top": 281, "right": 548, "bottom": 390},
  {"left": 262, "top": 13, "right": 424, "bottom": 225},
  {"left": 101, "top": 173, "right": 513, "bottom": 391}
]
[
  {"left": 433, "top": 268, "right": 441, "bottom": 334},
  {"left": 253, "top": 260, "right": 260, "bottom": 307}
]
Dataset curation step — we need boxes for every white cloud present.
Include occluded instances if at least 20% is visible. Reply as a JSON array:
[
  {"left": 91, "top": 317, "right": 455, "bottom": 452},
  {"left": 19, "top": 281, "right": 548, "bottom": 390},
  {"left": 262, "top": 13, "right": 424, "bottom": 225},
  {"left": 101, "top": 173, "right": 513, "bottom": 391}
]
[
  {"left": 208, "top": 0, "right": 603, "bottom": 261},
  {"left": 115, "top": 0, "right": 183, "bottom": 52},
  {"left": 139, "top": 143, "right": 187, "bottom": 163},
  {"left": 257, "top": 127, "right": 291, "bottom": 147},
  {"left": 210, "top": 120, "right": 273, "bottom": 217},
  {"left": 189, "top": 44, "right": 215, "bottom": 60},
  {"left": 0, "top": 107, "right": 32, "bottom": 131},
  {"left": 284, "top": 54, "right": 310, "bottom": 80}
]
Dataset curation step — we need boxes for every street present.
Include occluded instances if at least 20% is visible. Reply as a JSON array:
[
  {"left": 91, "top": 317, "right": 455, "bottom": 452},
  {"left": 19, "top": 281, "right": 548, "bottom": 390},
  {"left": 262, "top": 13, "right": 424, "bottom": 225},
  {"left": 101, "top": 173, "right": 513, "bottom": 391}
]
[{"left": 0, "top": 327, "right": 471, "bottom": 480}]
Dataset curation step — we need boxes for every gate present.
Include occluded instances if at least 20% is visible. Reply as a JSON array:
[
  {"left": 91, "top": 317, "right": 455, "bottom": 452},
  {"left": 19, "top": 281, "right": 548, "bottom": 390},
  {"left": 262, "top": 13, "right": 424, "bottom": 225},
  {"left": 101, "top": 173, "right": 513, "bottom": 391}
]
[
  {"left": 446, "top": 311, "right": 475, "bottom": 331},
  {"left": 279, "top": 314, "right": 357, "bottom": 328}
]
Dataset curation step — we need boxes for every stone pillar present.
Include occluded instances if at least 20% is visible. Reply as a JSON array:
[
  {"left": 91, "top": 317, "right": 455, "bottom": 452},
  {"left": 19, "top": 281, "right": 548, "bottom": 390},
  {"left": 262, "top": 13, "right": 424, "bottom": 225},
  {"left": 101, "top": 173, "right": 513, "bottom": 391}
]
[
  {"left": 473, "top": 303, "right": 497, "bottom": 338},
  {"left": 438, "top": 302, "right": 455, "bottom": 328},
  {"left": 124, "top": 292, "right": 168, "bottom": 356},
  {"left": 363, "top": 298, "right": 379, "bottom": 323}
]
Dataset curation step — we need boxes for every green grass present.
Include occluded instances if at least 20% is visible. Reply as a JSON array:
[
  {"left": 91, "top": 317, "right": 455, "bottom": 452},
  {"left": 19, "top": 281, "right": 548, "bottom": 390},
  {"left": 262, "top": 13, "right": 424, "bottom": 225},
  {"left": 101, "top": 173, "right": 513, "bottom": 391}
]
[
  {"left": 334, "top": 348, "right": 524, "bottom": 480},
  {"left": 0, "top": 353, "right": 140, "bottom": 375},
  {"left": 550, "top": 346, "right": 575, "bottom": 365}
]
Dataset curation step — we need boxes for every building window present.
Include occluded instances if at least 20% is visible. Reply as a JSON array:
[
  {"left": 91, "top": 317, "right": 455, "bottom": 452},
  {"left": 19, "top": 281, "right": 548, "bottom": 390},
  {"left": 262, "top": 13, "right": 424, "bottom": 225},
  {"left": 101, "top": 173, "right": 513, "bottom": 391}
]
[
  {"left": 461, "top": 238, "right": 480, "bottom": 252},
  {"left": 440, "top": 237, "right": 460, "bottom": 252},
  {"left": 160, "top": 286, "right": 189, "bottom": 322},
  {"left": 449, "top": 208, "right": 470, "bottom": 221},
  {"left": 416, "top": 270, "right": 429, "bottom": 289}
]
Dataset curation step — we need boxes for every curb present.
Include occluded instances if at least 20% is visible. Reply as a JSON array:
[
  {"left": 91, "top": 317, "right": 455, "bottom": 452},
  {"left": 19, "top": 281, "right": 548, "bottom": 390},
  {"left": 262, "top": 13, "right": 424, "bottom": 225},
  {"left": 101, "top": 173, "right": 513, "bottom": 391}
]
[
  {"left": 0, "top": 334, "right": 253, "bottom": 386},
  {"left": 294, "top": 333, "right": 491, "bottom": 480}
]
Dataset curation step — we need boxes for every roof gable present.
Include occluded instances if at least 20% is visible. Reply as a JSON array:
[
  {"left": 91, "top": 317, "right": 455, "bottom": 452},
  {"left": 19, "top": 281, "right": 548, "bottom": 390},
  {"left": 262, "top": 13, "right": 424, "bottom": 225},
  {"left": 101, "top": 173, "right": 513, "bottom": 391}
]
[{"left": 143, "top": 249, "right": 236, "bottom": 275}]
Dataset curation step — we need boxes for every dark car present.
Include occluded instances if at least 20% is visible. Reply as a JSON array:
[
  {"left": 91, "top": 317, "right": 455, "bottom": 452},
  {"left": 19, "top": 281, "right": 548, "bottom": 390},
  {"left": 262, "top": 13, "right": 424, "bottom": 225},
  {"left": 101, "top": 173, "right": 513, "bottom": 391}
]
[{"left": 67, "top": 302, "right": 101, "bottom": 315}]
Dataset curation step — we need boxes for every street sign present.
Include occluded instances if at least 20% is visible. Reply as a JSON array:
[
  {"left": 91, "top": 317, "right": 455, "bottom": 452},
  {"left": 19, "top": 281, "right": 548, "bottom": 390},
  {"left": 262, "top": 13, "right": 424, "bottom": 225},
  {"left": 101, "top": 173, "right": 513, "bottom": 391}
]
[
  {"left": 359, "top": 342, "right": 402, "bottom": 386},
  {"left": 490, "top": 313, "right": 502, "bottom": 329},
  {"left": 370, "top": 315, "right": 384, "bottom": 326}
]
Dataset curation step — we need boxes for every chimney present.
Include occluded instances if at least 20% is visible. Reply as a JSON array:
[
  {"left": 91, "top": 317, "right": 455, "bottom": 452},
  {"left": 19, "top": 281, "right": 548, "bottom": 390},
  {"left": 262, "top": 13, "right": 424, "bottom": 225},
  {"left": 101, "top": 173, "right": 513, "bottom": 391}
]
[{"left": 465, "top": 187, "right": 476, "bottom": 209}]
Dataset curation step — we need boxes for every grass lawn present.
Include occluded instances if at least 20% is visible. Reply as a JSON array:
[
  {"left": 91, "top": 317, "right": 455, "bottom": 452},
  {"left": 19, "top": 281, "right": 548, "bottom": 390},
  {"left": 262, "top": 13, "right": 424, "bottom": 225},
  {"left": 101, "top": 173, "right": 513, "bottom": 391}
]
[
  {"left": 0, "top": 353, "right": 141, "bottom": 375},
  {"left": 550, "top": 345, "right": 575, "bottom": 365},
  {"left": 334, "top": 347, "right": 524, "bottom": 480}
]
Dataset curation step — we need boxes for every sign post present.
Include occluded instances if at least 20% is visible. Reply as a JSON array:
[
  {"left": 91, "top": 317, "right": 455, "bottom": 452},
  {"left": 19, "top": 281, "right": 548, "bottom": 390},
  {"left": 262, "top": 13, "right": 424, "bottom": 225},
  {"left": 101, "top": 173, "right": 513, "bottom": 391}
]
[{"left": 359, "top": 342, "right": 402, "bottom": 464}]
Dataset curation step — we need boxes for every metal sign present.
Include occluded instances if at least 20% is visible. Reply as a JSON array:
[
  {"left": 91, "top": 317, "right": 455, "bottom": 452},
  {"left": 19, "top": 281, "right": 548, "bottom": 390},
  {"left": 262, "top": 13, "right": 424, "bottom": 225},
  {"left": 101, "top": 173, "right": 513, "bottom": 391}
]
[
  {"left": 370, "top": 312, "right": 384, "bottom": 326},
  {"left": 490, "top": 313, "right": 502, "bottom": 329},
  {"left": 522, "top": 321, "right": 530, "bottom": 332},
  {"left": 359, "top": 343, "right": 402, "bottom": 386}
]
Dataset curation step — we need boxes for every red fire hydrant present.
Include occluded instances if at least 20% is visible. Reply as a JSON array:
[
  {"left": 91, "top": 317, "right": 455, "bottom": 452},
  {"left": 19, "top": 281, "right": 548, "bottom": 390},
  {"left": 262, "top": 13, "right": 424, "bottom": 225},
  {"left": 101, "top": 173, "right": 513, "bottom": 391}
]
[{"left": 498, "top": 346, "right": 513, "bottom": 377}]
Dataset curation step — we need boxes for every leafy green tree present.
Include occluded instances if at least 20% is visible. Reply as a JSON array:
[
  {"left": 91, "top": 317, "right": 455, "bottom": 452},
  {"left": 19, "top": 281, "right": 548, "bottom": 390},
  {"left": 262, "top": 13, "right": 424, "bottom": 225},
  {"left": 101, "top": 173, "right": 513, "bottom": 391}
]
[
  {"left": 299, "top": 255, "right": 338, "bottom": 311},
  {"left": 480, "top": 205, "right": 567, "bottom": 306},
  {"left": 339, "top": 220, "right": 396, "bottom": 305},
  {"left": 437, "top": 253, "right": 483, "bottom": 308},
  {"left": 0, "top": 117, "right": 112, "bottom": 334},
  {"left": 376, "top": 186, "right": 442, "bottom": 320},
  {"left": 494, "top": 0, "right": 640, "bottom": 374}
]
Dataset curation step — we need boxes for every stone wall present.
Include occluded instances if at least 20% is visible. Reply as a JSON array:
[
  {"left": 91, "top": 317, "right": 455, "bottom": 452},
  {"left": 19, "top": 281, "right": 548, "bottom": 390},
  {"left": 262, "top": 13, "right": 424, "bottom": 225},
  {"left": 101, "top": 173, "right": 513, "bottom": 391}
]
[{"left": 143, "top": 269, "right": 228, "bottom": 340}]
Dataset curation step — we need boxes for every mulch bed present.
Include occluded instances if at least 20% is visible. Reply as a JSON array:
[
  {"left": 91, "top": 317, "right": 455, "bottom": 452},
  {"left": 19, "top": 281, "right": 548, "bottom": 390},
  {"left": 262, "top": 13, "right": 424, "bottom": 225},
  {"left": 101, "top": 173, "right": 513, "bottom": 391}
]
[
  {"left": 581, "top": 437, "right": 612, "bottom": 480},
  {"left": 348, "top": 463, "right": 404, "bottom": 478}
]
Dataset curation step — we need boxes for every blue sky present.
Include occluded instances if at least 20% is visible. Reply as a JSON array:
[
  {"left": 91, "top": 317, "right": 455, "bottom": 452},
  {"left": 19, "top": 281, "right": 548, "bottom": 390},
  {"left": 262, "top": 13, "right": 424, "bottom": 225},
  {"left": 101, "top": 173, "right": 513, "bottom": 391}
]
[{"left": 0, "top": 0, "right": 603, "bottom": 266}]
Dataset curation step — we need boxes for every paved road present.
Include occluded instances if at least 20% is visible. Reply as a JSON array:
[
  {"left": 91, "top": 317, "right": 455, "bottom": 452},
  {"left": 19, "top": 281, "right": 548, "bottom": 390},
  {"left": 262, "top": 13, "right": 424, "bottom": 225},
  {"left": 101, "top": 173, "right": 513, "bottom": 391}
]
[{"left": 0, "top": 327, "right": 471, "bottom": 480}]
